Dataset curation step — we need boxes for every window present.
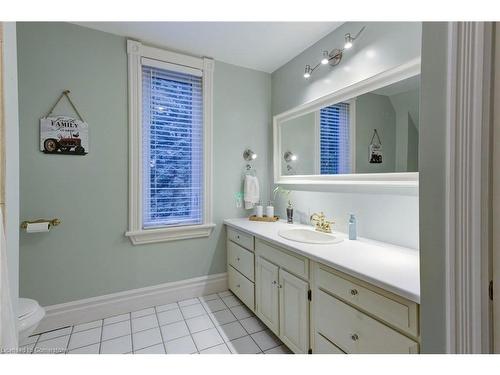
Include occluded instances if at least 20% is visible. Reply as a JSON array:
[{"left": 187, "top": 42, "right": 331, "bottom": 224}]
[
  {"left": 126, "top": 41, "right": 214, "bottom": 245},
  {"left": 142, "top": 63, "right": 203, "bottom": 228},
  {"left": 319, "top": 102, "right": 353, "bottom": 174}
]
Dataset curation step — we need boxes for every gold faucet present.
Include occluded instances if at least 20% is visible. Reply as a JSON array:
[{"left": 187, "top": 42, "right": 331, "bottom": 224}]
[{"left": 310, "top": 212, "right": 334, "bottom": 233}]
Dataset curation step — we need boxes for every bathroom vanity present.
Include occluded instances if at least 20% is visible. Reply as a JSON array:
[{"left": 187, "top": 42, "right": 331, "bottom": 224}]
[{"left": 224, "top": 218, "right": 420, "bottom": 354}]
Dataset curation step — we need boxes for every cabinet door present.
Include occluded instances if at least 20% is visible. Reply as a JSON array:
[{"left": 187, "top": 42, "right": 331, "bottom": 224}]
[
  {"left": 255, "top": 256, "right": 280, "bottom": 335},
  {"left": 279, "top": 269, "right": 309, "bottom": 353}
]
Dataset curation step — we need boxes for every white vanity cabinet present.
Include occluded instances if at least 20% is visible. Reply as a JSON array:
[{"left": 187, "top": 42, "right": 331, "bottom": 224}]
[
  {"left": 311, "top": 262, "right": 420, "bottom": 353},
  {"left": 225, "top": 221, "right": 420, "bottom": 354},
  {"left": 255, "top": 239, "right": 310, "bottom": 354},
  {"left": 226, "top": 227, "right": 255, "bottom": 311},
  {"left": 255, "top": 256, "right": 279, "bottom": 332}
]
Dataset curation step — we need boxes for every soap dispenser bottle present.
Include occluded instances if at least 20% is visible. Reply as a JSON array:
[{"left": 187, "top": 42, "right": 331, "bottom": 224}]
[
  {"left": 348, "top": 214, "right": 357, "bottom": 240},
  {"left": 286, "top": 200, "right": 294, "bottom": 224}
]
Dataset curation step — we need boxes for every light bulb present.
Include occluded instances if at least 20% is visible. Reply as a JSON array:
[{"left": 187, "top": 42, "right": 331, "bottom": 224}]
[
  {"left": 303, "top": 65, "right": 311, "bottom": 79},
  {"left": 321, "top": 50, "right": 329, "bottom": 65},
  {"left": 344, "top": 33, "right": 353, "bottom": 49}
]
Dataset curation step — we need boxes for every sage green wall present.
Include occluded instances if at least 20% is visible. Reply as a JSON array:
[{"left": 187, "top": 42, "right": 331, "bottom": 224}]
[{"left": 17, "top": 22, "right": 271, "bottom": 306}]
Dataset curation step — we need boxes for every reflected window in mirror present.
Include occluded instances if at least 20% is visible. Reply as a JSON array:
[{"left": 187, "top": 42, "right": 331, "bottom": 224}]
[{"left": 319, "top": 102, "right": 353, "bottom": 175}]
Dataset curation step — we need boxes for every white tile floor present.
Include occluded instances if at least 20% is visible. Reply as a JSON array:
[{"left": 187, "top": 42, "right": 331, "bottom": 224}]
[{"left": 19, "top": 290, "right": 292, "bottom": 354}]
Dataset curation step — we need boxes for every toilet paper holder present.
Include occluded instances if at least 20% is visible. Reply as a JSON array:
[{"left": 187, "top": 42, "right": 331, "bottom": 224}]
[{"left": 20, "top": 218, "right": 61, "bottom": 230}]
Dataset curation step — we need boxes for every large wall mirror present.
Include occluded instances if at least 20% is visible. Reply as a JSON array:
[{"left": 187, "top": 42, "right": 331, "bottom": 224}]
[{"left": 273, "top": 59, "right": 420, "bottom": 193}]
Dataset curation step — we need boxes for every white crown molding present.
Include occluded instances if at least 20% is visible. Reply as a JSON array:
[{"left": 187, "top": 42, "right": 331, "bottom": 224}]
[
  {"left": 445, "top": 22, "right": 493, "bottom": 353},
  {"left": 35, "top": 272, "right": 228, "bottom": 334}
]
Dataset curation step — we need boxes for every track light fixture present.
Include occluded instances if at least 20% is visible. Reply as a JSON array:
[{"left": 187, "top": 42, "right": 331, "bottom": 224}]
[
  {"left": 303, "top": 26, "right": 365, "bottom": 80},
  {"left": 303, "top": 65, "right": 312, "bottom": 79}
]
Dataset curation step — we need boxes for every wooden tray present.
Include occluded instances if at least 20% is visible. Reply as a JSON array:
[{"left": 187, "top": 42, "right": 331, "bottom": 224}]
[{"left": 249, "top": 215, "right": 279, "bottom": 222}]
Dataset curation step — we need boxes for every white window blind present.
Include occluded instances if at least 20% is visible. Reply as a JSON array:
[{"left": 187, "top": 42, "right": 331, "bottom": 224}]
[
  {"left": 320, "top": 103, "right": 351, "bottom": 174},
  {"left": 142, "top": 63, "right": 204, "bottom": 228}
]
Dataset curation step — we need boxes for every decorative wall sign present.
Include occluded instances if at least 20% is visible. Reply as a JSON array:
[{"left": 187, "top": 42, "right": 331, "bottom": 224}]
[
  {"left": 369, "top": 129, "right": 383, "bottom": 164},
  {"left": 40, "top": 90, "right": 88, "bottom": 155},
  {"left": 40, "top": 116, "right": 88, "bottom": 155}
]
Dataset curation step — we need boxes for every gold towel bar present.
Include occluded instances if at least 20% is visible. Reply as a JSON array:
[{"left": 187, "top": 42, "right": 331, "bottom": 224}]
[{"left": 20, "top": 218, "right": 61, "bottom": 229}]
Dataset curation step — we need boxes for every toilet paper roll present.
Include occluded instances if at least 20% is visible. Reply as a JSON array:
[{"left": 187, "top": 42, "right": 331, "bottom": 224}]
[{"left": 25, "top": 222, "right": 50, "bottom": 233}]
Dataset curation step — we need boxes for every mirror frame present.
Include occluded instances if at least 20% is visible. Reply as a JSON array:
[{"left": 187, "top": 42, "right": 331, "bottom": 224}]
[{"left": 273, "top": 58, "right": 420, "bottom": 195}]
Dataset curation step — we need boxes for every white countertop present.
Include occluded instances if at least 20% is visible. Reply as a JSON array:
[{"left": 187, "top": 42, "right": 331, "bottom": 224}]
[{"left": 224, "top": 218, "right": 420, "bottom": 303}]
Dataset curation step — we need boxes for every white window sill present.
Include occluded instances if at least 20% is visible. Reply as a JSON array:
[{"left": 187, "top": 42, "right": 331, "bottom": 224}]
[{"left": 125, "top": 223, "right": 216, "bottom": 245}]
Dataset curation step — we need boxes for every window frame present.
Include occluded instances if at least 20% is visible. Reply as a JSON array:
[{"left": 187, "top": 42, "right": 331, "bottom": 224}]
[{"left": 125, "top": 40, "right": 215, "bottom": 245}]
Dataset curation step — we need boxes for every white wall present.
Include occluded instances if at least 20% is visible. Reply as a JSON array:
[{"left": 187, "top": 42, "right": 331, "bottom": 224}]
[
  {"left": 271, "top": 22, "right": 421, "bottom": 249},
  {"left": 2, "top": 22, "right": 19, "bottom": 319}
]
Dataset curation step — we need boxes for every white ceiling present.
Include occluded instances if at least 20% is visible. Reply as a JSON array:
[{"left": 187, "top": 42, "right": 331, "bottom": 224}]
[{"left": 74, "top": 22, "right": 343, "bottom": 73}]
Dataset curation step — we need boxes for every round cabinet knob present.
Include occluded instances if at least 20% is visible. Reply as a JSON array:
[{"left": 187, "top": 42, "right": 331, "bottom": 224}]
[
  {"left": 236, "top": 284, "right": 241, "bottom": 288},
  {"left": 272, "top": 280, "right": 277, "bottom": 285},
  {"left": 350, "top": 289, "right": 359, "bottom": 296},
  {"left": 236, "top": 257, "right": 240, "bottom": 261},
  {"left": 351, "top": 334, "right": 359, "bottom": 341},
  {"left": 278, "top": 285, "right": 283, "bottom": 289},
  {"left": 237, "top": 235, "right": 240, "bottom": 239}
]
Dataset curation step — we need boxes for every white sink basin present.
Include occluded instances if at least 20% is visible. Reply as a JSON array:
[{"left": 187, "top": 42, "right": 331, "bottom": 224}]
[{"left": 278, "top": 228, "right": 343, "bottom": 244}]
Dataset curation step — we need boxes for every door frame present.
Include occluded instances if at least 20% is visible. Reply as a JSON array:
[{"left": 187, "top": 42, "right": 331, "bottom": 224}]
[
  {"left": 443, "top": 21, "right": 494, "bottom": 353},
  {"left": 492, "top": 22, "right": 500, "bottom": 353}
]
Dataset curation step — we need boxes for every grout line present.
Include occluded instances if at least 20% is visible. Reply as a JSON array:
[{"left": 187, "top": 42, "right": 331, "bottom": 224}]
[
  {"left": 36, "top": 327, "right": 73, "bottom": 343},
  {"left": 250, "top": 330, "right": 281, "bottom": 352},
  {"left": 31, "top": 334, "right": 41, "bottom": 354},
  {"left": 248, "top": 331, "right": 265, "bottom": 354},
  {"left": 153, "top": 306, "right": 168, "bottom": 354},
  {"left": 64, "top": 325, "right": 75, "bottom": 354},
  {"left": 128, "top": 313, "right": 134, "bottom": 353},
  {"left": 97, "top": 318, "right": 104, "bottom": 354},
  {"left": 133, "top": 341, "right": 165, "bottom": 354},
  {"left": 176, "top": 300, "right": 200, "bottom": 353}
]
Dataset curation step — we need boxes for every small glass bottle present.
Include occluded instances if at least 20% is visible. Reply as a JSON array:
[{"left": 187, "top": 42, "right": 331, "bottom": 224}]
[
  {"left": 286, "top": 201, "right": 294, "bottom": 224},
  {"left": 348, "top": 214, "right": 357, "bottom": 240}
]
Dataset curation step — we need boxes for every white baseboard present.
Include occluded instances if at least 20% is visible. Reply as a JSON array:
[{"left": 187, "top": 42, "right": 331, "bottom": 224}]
[{"left": 35, "top": 272, "right": 228, "bottom": 334}]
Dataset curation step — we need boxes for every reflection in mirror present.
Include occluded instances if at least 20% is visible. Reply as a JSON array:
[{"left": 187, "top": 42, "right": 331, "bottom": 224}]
[{"left": 280, "top": 74, "right": 420, "bottom": 176}]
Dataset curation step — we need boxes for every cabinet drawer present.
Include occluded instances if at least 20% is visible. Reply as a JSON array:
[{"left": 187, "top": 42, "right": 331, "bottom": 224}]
[
  {"left": 227, "top": 227, "right": 254, "bottom": 251},
  {"left": 316, "top": 290, "right": 419, "bottom": 354},
  {"left": 316, "top": 264, "right": 418, "bottom": 337},
  {"left": 255, "top": 239, "right": 308, "bottom": 280},
  {"left": 314, "top": 332, "right": 345, "bottom": 354},
  {"left": 228, "top": 265, "right": 255, "bottom": 311},
  {"left": 228, "top": 241, "right": 255, "bottom": 281}
]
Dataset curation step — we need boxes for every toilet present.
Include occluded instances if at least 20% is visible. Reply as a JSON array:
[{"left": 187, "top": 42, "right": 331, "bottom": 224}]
[{"left": 18, "top": 298, "right": 45, "bottom": 342}]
